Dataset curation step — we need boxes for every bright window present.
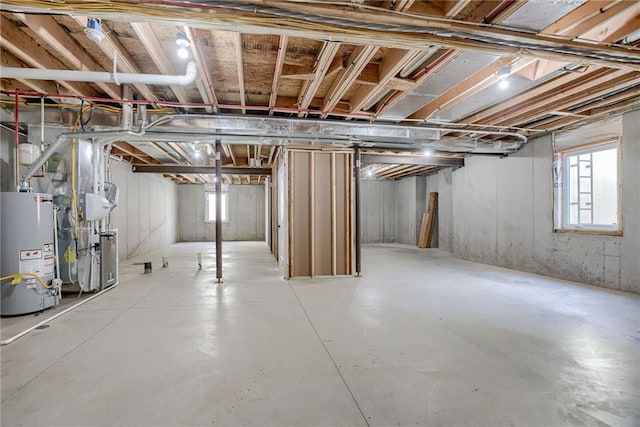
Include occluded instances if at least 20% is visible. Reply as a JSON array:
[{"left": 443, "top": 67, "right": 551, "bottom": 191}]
[
  {"left": 205, "top": 192, "right": 228, "bottom": 222},
  {"left": 557, "top": 142, "right": 619, "bottom": 232}
]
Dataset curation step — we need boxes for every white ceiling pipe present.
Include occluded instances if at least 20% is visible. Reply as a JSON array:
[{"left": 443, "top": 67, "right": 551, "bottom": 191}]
[{"left": 0, "top": 62, "right": 197, "bottom": 86}]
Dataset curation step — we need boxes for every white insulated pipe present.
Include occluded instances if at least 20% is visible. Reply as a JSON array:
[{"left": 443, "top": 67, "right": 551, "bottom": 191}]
[
  {"left": 0, "top": 282, "right": 118, "bottom": 346},
  {"left": 0, "top": 62, "right": 197, "bottom": 86}
]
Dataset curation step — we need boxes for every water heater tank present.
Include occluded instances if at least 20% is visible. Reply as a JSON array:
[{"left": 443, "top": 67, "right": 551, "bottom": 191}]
[{"left": 1, "top": 192, "right": 59, "bottom": 315}]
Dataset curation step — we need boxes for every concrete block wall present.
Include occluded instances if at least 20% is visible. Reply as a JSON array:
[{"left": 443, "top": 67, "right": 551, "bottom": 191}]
[
  {"left": 178, "top": 184, "right": 265, "bottom": 242},
  {"left": 426, "top": 110, "right": 640, "bottom": 293},
  {"left": 109, "top": 161, "right": 179, "bottom": 260}
]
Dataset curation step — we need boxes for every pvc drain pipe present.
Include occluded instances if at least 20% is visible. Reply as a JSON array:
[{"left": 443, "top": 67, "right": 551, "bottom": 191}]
[{"left": 0, "top": 62, "right": 197, "bottom": 86}]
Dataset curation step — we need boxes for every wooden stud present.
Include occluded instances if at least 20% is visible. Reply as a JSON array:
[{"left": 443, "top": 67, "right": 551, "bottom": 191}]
[
  {"left": 330, "top": 152, "right": 337, "bottom": 275},
  {"left": 348, "top": 153, "right": 354, "bottom": 275},
  {"left": 287, "top": 150, "right": 294, "bottom": 277},
  {"left": 309, "top": 152, "right": 315, "bottom": 277}
]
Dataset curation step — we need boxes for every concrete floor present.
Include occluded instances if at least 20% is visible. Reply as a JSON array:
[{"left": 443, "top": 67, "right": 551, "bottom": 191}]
[{"left": 1, "top": 242, "right": 638, "bottom": 426}]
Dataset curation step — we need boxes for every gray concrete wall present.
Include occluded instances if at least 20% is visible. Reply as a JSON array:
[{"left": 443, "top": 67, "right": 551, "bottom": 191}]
[
  {"left": 108, "top": 160, "right": 179, "bottom": 260},
  {"left": 396, "top": 176, "right": 428, "bottom": 245},
  {"left": 362, "top": 176, "right": 430, "bottom": 245},
  {"left": 361, "top": 179, "right": 397, "bottom": 243},
  {"left": 430, "top": 111, "right": 640, "bottom": 293},
  {"left": 178, "top": 184, "right": 265, "bottom": 242}
]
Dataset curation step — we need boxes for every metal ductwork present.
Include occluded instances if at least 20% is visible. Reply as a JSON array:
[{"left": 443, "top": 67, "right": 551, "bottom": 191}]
[{"left": 138, "top": 114, "right": 527, "bottom": 153}]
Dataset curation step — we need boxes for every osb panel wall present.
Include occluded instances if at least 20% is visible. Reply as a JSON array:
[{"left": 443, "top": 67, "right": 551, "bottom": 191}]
[{"left": 288, "top": 149, "right": 353, "bottom": 278}]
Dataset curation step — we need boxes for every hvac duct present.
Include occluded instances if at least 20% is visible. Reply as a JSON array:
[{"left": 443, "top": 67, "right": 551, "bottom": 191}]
[{"left": 0, "top": 62, "right": 197, "bottom": 86}]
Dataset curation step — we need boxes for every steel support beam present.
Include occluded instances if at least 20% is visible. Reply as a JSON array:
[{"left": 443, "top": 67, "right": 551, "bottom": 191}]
[
  {"left": 132, "top": 165, "right": 272, "bottom": 175},
  {"left": 354, "top": 148, "right": 362, "bottom": 277},
  {"left": 361, "top": 154, "right": 463, "bottom": 167},
  {"left": 215, "top": 139, "right": 222, "bottom": 284}
]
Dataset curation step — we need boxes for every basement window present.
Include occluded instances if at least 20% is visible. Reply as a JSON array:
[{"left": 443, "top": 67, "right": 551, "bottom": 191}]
[
  {"left": 205, "top": 192, "right": 229, "bottom": 223},
  {"left": 554, "top": 141, "right": 620, "bottom": 234}
]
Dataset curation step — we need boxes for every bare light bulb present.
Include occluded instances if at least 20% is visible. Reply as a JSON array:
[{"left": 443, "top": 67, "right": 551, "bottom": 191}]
[
  {"left": 423, "top": 150, "right": 432, "bottom": 157},
  {"left": 178, "top": 47, "right": 189, "bottom": 59},
  {"left": 367, "top": 169, "right": 373, "bottom": 177},
  {"left": 498, "top": 79, "right": 509, "bottom": 90}
]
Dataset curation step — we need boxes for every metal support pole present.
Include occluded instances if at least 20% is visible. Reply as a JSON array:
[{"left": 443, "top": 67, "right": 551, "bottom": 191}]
[
  {"left": 215, "top": 139, "right": 223, "bottom": 284},
  {"left": 354, "top": 147, "right": 362, "bottom": 277}
]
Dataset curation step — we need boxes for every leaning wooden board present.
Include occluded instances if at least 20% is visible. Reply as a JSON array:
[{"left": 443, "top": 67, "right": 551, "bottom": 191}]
[{"left": 418, "top": 192, "right": 438, "bottom": 248}]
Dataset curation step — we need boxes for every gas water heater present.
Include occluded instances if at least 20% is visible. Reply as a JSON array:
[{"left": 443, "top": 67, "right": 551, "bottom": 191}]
[{"left": 1, "top": 192, "right": 60, "bottom": 315}]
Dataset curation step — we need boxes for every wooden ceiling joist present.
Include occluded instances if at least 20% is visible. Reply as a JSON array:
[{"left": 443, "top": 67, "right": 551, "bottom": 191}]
[
  {"left": 0, "top": 49, "right": 59, "bottom": 95},
  {"left": 15, "top": 14, "right": 120, "bottom": 99},
  {"left": 322, "top": 45, "right": 379, "bottom": 117},
  {"left": 0, "top": 16, "right": 99, "bottom": 97},
  {"left": 234, "top": 32, "right": 246, "bottom": 113},
  {"left": 349, "top": 48, "right": 420, "bottom": 114},
  {"left": 297, "top": 41, "right": 341, "bottom": 117},
  {"left": 72, "top": 16, "right": 157, "bottom": 102},
  {"left": 406, "top": 55, "right": 525, "bottom": 122},
  {"left": 269, "top": 35, "right": 288, "bottom": 115},
  {"left": 130, "top": 22, "right": 191, "bottom": 105},
  {"left": 185, "top": 27, "right": 219, "bottom": 112},
  {"left": 481, "top": 70, "right": 637, "bottom": 128}
]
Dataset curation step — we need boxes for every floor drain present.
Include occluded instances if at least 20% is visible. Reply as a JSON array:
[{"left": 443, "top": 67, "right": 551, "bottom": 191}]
[{"left": 35, "top": 325, "right": 50, "bottom": 330}]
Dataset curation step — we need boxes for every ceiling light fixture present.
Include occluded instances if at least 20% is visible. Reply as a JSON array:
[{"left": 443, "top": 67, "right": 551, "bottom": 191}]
[
  {"left": 496, "top": 66, "right": 511, "bottom": 90},
  {"left": 423, "top": 149, "right": 433, "bottom": 157},
  {"left": 85, "top": 18, "right": 105, "bottom": 44},
  {"left": 176, "top": 32, "right": 191, "bottom": 60},
  {"left": 367, "top": 169, "right": 373, "bottom": 177}
]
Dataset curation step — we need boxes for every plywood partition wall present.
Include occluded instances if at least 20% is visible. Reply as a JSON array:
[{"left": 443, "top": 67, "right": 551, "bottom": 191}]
[{"left": 284, "top": 149, "right": 353, "bottom": 278}]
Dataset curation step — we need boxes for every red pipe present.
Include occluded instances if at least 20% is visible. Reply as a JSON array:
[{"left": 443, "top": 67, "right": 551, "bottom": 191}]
[
  {"left": 1, "top": 90, "right": 376, "bottom": 120},
  {"left": 14, "top": 90, "right": 20, "bottom": 187},
  {"left": 484, "top": 0, "right": 516, "bottom": 24}
]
